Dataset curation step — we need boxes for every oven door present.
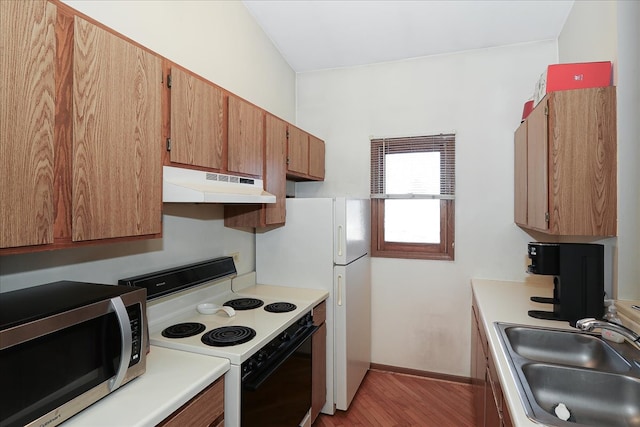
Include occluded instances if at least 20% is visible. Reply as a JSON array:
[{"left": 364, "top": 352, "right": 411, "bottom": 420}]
[{"left": 241, "top": 325, "right": 317, "bottom": 427}]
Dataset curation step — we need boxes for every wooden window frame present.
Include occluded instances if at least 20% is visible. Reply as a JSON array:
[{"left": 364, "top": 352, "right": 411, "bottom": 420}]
[
  {"left": 371, "top": 199, "right": 455, "bottom": 260},
  {"left": 370, "top": 135, "right": 455, "bottom": 261}
]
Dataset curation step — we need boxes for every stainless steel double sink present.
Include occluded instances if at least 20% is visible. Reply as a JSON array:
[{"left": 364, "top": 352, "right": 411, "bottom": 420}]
[{"left": 495, "top": 323, "right": 640, "bottom": 426}]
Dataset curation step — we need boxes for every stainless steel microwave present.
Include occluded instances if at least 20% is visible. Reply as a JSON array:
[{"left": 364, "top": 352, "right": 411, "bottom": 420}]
[{"left": 0, "top": 281, "right": 147, "bottom": 427}]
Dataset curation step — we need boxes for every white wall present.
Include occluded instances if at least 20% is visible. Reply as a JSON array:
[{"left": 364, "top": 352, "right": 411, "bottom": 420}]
[
  {"left": 615, "top": 0, "right": 640, "bottom": 300},
  {"left": 558, "top": 0, "right": 617, "bottom": 65},
  {"left": 557, "top": 0, "right": 640, "bottom": 300},
  {"left": 296, "top": 41, "right": 558, "bottom": 377},
  {"left": 0, "top": 1, "right": 295, "bottom": 292}
]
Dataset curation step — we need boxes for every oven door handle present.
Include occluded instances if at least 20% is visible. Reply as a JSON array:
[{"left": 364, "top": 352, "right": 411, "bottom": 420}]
[{"left": 243, "top": 325, "right": 318, "bottom": 391}]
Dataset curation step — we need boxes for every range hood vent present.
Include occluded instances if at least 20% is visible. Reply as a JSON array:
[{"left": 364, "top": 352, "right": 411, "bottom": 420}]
[{"left": 163, "top": 166, "right": 276, "bottom": 204}]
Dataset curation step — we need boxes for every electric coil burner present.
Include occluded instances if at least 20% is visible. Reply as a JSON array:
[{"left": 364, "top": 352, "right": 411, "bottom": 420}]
[
  {"left": 264, "top": 302, "right": 297, "bottom": 313},
  {"left": 161, "top": 322, "right": 206, "bottom": 338},
  {"left": 224, "top": 298, "right": 264, "bottom": 310},
  {"left": 201, "top": 325, "right": 256, "bottom": 347}
]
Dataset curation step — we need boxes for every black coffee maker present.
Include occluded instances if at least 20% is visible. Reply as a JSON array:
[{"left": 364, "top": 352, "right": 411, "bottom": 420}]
[{"left": 527, "top": 242, "right": 605, "bottom": 322}]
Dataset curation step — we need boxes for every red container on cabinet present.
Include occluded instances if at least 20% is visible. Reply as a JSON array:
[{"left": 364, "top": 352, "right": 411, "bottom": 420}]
[
  {"left": 533, "top": 61, "right": 612, "bottom": 105},
  {"left": 545, "top": 61, "right": 612, "bottom": 92},
  {"left": 521, "top": 100, "right": 534, "bottom": 121}
]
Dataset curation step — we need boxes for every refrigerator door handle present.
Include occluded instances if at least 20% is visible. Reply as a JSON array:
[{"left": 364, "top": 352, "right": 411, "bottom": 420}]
[
  {"left": 337, "top": 274, "right": 343, "bottom": 306},
  {"left": 337, "top": 225, "right": 344, "bottom": 257}
]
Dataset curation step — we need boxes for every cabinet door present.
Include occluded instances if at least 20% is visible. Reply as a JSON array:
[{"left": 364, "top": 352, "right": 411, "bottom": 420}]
[
  {"left": 485, "top": 365, "right": 502, "bottom": 427},
  {"left": 0, "top": 0, "right": 56, "bottom": 249},
  {"left": 170, "top": 66, "right": 224, "bottom": 169},
  {"left": 73, "top": 17, "right": 162, "bottom": 241},
  {"left": 514, "top": 122, "right": 527, "bottom": 227},
  {"left": 160, "top": 377, "right": 224, "bottom": 427},
  {"left": 308, "top": 135, "right": 325, "bottom": 180},
  {"left": 264, "top": 114, "right": 287, "bottom": 225},
  {"left": 228, "top": 96, "right": 263, "bottom": 176},
  {"left": 224, "top": 114, "right": 286, "bottom": 228},
  {"left": 287, "top": 125, "right": 309, "bottom": 175},
  {"left": 547, "top": 88, "right": 617, "bottom": 236},
  {"left": 526, "top": 98, "right": 549, "bottom": 231},
  {"left": 312, "top": 322, "right": 327, "bottom": 423},
  {"left": 471, "top": 308, "right": 487, "bottom": 427}
]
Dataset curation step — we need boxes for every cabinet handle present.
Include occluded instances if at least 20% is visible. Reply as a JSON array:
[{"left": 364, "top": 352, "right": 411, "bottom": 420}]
[
  {"left": 337, "top": 225, "right": 343, "bottom": 257},
  {"left": 337, "top": 274, "right": 343, "bottom": 306}
]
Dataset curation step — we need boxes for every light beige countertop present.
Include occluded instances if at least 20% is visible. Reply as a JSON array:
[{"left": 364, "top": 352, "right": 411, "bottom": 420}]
[
  {"left": 616, "top": 299, "right": 640, "bottom": 332},
  {"left": 471, "top": 278, "right": 579, "bottom": 427},
  {"left": 64, "top": 346, "right": 229, "bottom": 427},
  {"left": 232, "top": 272, "right": 330, "bottom": 307}
]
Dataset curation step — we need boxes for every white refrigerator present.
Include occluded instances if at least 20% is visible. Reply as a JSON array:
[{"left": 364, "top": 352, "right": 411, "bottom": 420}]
[{"left": 255, "top": 197, "right": 371, "bottom": 414}]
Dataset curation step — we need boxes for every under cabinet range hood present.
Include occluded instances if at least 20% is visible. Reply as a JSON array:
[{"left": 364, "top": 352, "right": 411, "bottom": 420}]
[{"left": 163, "top": 166, "right": 276, "bottom": 204}]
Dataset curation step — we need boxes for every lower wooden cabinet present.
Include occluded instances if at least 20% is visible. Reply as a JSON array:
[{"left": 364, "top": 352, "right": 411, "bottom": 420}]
[
  {"left": 159, "top": 377, "right": 224, "bottom": 427},
  {"left": 311, "top": 301, "right": 327, "bottom": 423},
  {"left": 471, "top": 305, "right": 486, "bottom": 426},
  {"left": 472, "top": 295, "right": 513, "bottom": 427}
]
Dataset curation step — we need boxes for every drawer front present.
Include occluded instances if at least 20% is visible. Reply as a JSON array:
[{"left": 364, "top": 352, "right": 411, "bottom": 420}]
[{"left": 160, "top": 377, "right": 224, "bottom": 427}]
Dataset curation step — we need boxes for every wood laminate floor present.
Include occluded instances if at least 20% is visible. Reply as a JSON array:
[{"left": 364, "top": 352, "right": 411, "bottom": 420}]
[{"left": 312, "top": 369, "right": 474, "bottom": 427}]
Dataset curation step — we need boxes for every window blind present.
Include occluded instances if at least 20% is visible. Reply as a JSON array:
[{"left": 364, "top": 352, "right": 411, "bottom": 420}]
[{"left": 370, "top": 133, "right": 455, "bottom": 199}]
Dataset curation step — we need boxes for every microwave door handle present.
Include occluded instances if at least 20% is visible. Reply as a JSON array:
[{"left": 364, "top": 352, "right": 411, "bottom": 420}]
[{"left": 108, "top": 296, "right": 133, "bottom": 391}]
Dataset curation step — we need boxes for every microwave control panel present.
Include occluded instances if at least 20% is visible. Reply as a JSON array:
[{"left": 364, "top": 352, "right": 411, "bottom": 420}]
[{"left": 127, "top": 303, "right": 143, "bottom": 366}]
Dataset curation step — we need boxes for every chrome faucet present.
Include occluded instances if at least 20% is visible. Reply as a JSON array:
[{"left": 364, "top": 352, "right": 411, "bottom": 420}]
[{"left": 576, "top": 318, "right": 640, "bottom": 351}]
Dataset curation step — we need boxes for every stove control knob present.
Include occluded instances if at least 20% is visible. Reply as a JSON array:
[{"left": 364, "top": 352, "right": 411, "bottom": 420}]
[
  {"left": 280, "top": 332, "right": 291, "bottom": 342},
  {"left": 256, "top": 351, "right": 267, "bottom": 362},
  {"left": 243, "top": 360, "right": 257, "bottom": 374}
]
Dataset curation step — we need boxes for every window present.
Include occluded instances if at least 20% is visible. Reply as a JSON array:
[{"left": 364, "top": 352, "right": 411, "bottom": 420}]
[{"left": 370, "top": 134, "right": 455, "bottom": 260}]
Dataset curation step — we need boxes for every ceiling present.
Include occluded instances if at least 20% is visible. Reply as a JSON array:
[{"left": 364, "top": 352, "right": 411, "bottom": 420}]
[{"left": 242, "top": 0, "right": 575, "bottom": 73}]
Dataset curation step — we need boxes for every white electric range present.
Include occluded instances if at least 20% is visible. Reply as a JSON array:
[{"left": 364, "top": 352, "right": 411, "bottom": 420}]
[{"left": 120, "top": 257, "right": 327, "bottom": 427}]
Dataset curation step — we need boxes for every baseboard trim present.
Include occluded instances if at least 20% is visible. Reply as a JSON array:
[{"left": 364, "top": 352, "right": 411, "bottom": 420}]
[{"left": 370, "top": 363, "right": 472, "bottom": 385}]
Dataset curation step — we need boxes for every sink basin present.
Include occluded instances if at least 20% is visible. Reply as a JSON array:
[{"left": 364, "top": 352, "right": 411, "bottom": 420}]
[
  {"left": 504, "top": 325, "right": 631, "bottom": 373},
  {"left": 523, "top": 363, "right": 640, "bottom": 427},
  {"left": 495, "top": 323, "right": 640, "bottom": 427}
]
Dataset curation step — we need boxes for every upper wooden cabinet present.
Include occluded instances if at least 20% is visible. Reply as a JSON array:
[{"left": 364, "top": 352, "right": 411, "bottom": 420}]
[
  {"left": 228, "top": 96, "right": 264, "bottom": 177},
  {"left": 168, "top": 66, "right": 224, "bottom": 170},
  {"left": 3, "top": 1, "right": 329, "bottom": 250},
  {"left": 514, "top": 87, "right": 617, "bottom": 236},
  {"left": 287, "top": 125, "right": 309, "bottom": 176},
  {"left": 308, "top": 135, "right": 326, "bottom": 180},
  {"left": 0, "top": 0, "right": 57, "bottom": 249},
  {"left": 1, "top": 3, "right": 163, "bottom": 253},
  {"left": 287, "top": 125, "right": 325, "bottom": 181},
  {"left": 224, "top": 113, "right": 287, "bottom": 228},
  {"left": 72, "top": 16, "right": 162, "bottom": 241}
]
